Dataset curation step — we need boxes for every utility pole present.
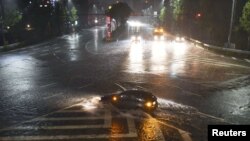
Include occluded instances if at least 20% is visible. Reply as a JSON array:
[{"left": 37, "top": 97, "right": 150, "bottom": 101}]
[
  {"left": 227, "top": 0, "right": 236, "bottom": 48},
  {"left": 0, "top": 0, "right": 6, "bottom": 46}
]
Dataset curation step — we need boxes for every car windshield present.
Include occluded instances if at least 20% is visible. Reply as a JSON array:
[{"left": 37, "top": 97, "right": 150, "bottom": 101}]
[{"left": 0, "top": 0, "right": 250, "bottom": 141}]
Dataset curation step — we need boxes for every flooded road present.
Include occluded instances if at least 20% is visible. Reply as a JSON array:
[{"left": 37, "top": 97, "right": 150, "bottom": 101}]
[{"left": 0, "top": 21, "right": 250, "bottom": 140}]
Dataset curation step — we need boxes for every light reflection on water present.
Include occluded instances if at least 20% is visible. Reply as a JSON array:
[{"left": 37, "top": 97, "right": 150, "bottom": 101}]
[{"left": 126, "top": 41, "right": 188, "bottom": 75}]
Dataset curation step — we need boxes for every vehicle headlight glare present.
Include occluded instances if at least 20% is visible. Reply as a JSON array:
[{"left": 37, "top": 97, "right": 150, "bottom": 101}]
[
  {"left": 131, "top": 36, "right": 136, "bottom": 40},
  {"left": 112, "top": 96, "right": 118, "bottom": 101},
  {"left": 154, "top": 36, "right": 157, "bottom": 40},
  {"left": 145, "top": 102, "right": 152, "bottom": 107},
  {"left": 160, "top": 36, "right": 164, "bottom": 40}
]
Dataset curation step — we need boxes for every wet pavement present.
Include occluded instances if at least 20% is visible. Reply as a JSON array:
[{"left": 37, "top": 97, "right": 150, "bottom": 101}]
[{"left": 0, "top": 17, "right": 250, "bottom": 141}]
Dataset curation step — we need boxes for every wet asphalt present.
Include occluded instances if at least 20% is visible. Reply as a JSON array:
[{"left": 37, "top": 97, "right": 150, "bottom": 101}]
[{"left": 0, "top": 19, "right": 250, "bottom": 141}]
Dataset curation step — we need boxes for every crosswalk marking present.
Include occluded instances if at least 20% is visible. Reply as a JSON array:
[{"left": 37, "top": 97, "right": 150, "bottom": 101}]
[
  {"left": 0, "top": 105, "right": 139, "bottom": 141},
  {"left": 10, "top": 125, "right": 107, "bottom": 130},
  {"left": 34, "top": 116, "right": 109, "bottom": 121},
  {"left": 127, "top": 118, "right": 137, "bottom": 137},
  {"left": 104, "top": 109, "right": 112, "bottom": 127},
  {"left": 0, "top": 116, "right": 138, "bottom": 141},
  {"left": 0, "top": 133, "right": 138, "bottom": 141}
]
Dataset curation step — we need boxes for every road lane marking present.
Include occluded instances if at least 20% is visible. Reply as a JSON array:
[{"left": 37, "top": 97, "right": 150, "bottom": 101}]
[
  {"left": 188, "top": 58, "right": 250, "bottom": 69},
  {"left": 5, "top": 109, "right": 111, "bottom": 130},
  {"left": 245, "top": 59, "right": 250, "bottom": 63},
  {"left": 34, "top": 116, "right": 110, "bottom": 121},
  {"left": 114, "top": 83, "right": 127, "bottom": 91},
  {"left": 39, "top": 53, "right": 49, "bottom": 56},
  {"left": 157, "top": 120, "right": 192, "bottom": 141},
  {"left": 10, "top": 125, "right": 107, "bottom": 130},
  {"left": 232, "top": 57, "right": 237, "bottom": 60},
  {"left": 0, "top": 133, "right": 138, "bottom": 141},
  {"left": 196, "top": 112, "right": 225, "bottom": 122},
  {"left": 43, "top": 93, "right": 63, "bottom": 100},
  {"left": 127, "top": 118, "right": 137, "bottom": 136},
  {"left": 104, "top": 109, "right": 112, "bottom": 127},
  {"left": 42, "top": 49, "right": 48, "bottom": 52},
  {"left": 0, "top": 109, "right": 139, "bottom": 140},
  {"left": 40, "top": 83, "right": 56, "bottom": 88}
]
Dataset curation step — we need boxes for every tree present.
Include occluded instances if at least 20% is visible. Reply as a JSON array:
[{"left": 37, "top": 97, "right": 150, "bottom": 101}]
[
  {"left": 159, "top": 7, "right": 166, "bottom": 25},
  {"left": 240, "top": 0, "right": 250, "bottom": 49},
  {"left": 69, "top": 6, "right": 78, "bottom": 23},
  {"left": 240, "top": 0, "right": 250, "bottom": 34},
  {"left": 171, "top": 0, "right": 184, "bottom": 22},
  {"left": 105, "top": 2, "right": 132, "bottom": 27},
  {"left": 3, "top": 9, "right": 22, "bottom": 27},
  {"left": 0, "top": 2, "right": 22, "bottom": 46}
]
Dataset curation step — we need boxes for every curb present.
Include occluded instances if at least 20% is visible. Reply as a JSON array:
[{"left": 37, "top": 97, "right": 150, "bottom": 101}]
[{"left": 188, "top": 38, "right": 250, "bottom": 59}]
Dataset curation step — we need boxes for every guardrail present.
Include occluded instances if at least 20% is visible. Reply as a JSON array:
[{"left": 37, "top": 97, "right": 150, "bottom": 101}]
[{"left": 188, "top": 38, "right": 250, "bottom": 58}]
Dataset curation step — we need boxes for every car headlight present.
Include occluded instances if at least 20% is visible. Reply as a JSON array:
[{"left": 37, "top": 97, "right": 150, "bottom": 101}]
[
  {"left": 176, "top": 37, "right": 180, "bottom": 41},
  {"left": 154, "top": 36, "right": 158, "bottom": 40},
  {"left": 137, "top": 36, "right": 141, "bottom": 40},
  {"left": 145, "top": 101, "right": 152, "bottom": 107},
  {"left": 112, "top": 96, "right": 118, "bottom": 102},
  {"left": 160, "top": 36, "right": 164, "bottom": 40},
  {"left": 181, "top": 37, "right": 185, "bottom": 41},
  {"left": 131, "top": 36, "right": 136, "bottom": 40}
]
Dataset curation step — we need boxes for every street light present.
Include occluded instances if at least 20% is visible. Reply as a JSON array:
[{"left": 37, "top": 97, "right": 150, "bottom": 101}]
[
  {"left": 227, "top": 0, "right": 236, "bottom": 48},
  {"left": 0, "top": 0, "right": 6, "bottom": 46}
]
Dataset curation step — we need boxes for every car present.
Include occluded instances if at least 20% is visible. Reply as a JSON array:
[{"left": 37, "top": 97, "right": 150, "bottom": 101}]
[
  {"left": 131, "top": 32, "right": 142, "bottom": 43},
  {"left": 175, "top": 35, "right": 185, "bottom": 42},
  {"left": 153, "top": 27, "right": 165, "bottom": 40},
  {"left": 100, "top": 90, "right": 158, "bottom": 112}
]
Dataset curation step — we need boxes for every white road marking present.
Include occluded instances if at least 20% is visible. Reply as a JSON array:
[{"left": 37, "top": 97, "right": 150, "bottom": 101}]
[
  {"left": 0, "top": 134, "right": 137, "bottom": 141},
  {"left": 189, "top": 58, "right": 250, "bottom": 69},
  {"left": 232, "top": 57, "right": 237, "bottom": 60},
  {"left": 40, "top": 83, "right": 56, "bottom": 88},
  {"left": 42, "top": 49, "right": 48, "bottom": 52},
  {"left": 196, "top": 112, "right": 225, "bottom": 122},
  {"left": 11, "top": 125, "right": 106, "bottom": 130},
  {"left": 20, "top": 50, "right": 28, "bottom": 54},
  {"left": 104, "top": 109, "right": 112, "bottom": 127},
  {"left": 114, "top": 83, "right": 127, "bottom": 91},
  {"left": 157, "top": 120, "right": 192, "bottom": 141},
  {"left": 34, "top": 117, "right": 110, "bottom": 121},
  {"left": 245, "top": 59, "right": 250, "bottom": 63},
  {"left": 7, "top": 109, "right": 111, "bottom": 130},
  {"left": 0, "top": 109, "right": 139, "bottom": 140},
  {"left": 127, "top": 118, "right": 137, "bottom": 136},
  {"left": 39, "top": 53, "right": 49, "bottom": 56},
  {"left": 43, "top": 93, "right": 63, "bottom": 100}
]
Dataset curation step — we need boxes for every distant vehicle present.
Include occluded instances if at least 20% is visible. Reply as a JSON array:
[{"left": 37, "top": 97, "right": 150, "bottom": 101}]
[
  {"left": 175, "top": 35, "right": 185, "bottom": 42},
  {"left": 153, "top": 27, "right": 165, "bottom": 40},
  {"left": 131, "top": 32, "right": 142, "bottom": 43},
  {"left": 100, "top": 90, "right": 158, "bottom": 112}
]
